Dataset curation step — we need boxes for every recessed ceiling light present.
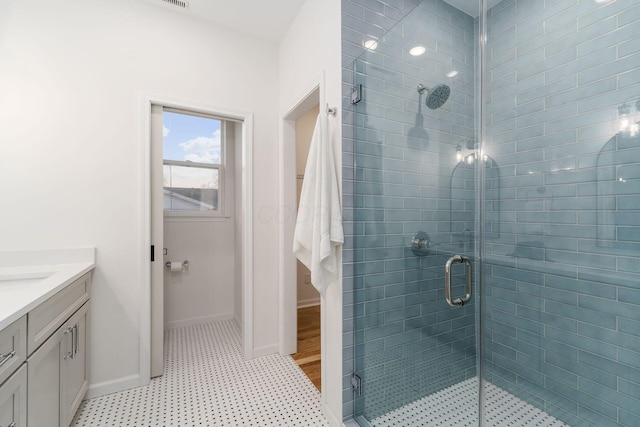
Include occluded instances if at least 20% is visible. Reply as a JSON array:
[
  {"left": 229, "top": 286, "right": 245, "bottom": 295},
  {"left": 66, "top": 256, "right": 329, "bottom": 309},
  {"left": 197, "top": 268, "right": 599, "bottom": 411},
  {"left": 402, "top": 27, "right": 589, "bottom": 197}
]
[
  {"left": 364, "top": 40, "right": 378, "bottom": 50},
  {"left": 446, "top": 70, "right": 459, "bottom": 78},
  {"left": 409, "top": 45, "right": 426, "bottom": 56}
]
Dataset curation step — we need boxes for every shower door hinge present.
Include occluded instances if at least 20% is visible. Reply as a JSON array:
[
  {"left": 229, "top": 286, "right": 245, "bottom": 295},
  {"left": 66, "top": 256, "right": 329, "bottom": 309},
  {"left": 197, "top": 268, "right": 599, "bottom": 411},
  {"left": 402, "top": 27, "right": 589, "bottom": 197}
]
[
  {"left": 351, "top": 373, "right": 362, "bottom": 396},
  {"left": 351, "top": 84, "right": 362, "bottom": 104}
]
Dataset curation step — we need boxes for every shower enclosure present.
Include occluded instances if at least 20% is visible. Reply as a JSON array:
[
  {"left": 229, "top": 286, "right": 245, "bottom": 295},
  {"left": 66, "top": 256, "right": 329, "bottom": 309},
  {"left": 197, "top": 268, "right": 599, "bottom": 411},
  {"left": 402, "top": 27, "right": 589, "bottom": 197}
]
[{"left": 347, "top": 0, "right": 640, "bottom": 426}]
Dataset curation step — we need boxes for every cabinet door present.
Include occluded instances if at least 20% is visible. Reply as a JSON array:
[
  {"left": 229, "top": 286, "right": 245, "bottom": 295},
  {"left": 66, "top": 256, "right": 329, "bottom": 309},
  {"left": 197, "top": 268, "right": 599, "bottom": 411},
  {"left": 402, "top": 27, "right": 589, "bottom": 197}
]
[
  {"left": 0, "top": 364, "right": 27, "bottom": 427},
  {"left": 27, "top": 327, "right": 62, "bottom": 427},
  {"left": 60, "top": 302, "right": 89, "bottom": 427}
]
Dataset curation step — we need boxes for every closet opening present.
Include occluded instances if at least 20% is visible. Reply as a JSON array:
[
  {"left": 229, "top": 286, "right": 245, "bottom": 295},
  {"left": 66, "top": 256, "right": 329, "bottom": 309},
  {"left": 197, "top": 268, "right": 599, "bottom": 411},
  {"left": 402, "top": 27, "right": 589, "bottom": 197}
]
[{"left": 290, "top": 104, "right": 322, "bottom": 390}]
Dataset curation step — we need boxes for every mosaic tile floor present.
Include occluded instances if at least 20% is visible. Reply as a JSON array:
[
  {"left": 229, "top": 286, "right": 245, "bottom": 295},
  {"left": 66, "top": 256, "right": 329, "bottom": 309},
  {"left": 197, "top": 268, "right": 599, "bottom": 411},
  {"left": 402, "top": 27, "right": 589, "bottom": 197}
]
[
  {"left": 73, "top": 320, "right": 329, "bottom": 426},
  {"left": 370, "top": 377, "right": 570, "bottom": 427}
]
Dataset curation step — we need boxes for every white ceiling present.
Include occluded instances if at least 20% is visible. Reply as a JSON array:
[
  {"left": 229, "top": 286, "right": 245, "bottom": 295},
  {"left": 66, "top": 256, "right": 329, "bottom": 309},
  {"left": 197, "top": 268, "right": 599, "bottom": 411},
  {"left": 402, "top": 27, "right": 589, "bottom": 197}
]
[
  {"left": 143, "top": 0, "right": 503, "bottom": 42},
  {"left": 143, "top": 0, "right": 307, "bottom": 43}
]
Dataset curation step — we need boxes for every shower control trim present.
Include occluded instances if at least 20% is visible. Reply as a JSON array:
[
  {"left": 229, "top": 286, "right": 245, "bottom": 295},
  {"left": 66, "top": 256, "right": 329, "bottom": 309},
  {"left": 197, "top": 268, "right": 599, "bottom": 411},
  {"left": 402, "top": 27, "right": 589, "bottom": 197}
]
[
  {"left": 411, "top": 231, "right": 430, "bottom": 256},
  {"left": 445, "top": 255, "right": 472, "bottom": 307}
]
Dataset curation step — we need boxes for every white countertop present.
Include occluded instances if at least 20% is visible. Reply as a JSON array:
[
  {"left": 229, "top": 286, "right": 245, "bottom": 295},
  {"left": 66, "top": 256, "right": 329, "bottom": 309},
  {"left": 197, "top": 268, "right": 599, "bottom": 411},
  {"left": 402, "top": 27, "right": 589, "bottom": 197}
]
[{"left": 0, "top": 248, "right": 95, "bottom": 330}]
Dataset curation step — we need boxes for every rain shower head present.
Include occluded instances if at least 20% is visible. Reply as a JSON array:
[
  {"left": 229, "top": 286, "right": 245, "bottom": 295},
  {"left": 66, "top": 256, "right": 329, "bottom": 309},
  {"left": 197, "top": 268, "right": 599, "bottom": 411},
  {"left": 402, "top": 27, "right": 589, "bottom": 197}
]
[{"left": 417, "top": 83, "right": 451, "bottom": 109}]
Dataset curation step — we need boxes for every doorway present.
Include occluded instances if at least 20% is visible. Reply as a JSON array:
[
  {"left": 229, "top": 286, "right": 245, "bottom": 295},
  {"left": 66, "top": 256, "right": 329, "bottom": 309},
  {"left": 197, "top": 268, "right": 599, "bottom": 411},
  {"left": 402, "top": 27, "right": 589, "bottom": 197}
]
[
  {"left": 280, "top": 84, "right": 324, "bottom": 392},
  {"left": 290, "top": 104, "right": 322, "bottom": 390},
  {"left": 143, "top": 97, "right": 254, "bottom": 382}
]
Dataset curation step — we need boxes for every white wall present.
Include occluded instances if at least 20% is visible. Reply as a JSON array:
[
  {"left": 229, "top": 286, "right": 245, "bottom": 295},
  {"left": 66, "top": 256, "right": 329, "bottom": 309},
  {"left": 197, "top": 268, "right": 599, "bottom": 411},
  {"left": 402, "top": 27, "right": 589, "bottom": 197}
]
[
  {"left": 163, "top": 219, "right": 236, "bottom": 327},
  {"left": 0, "top": 0, "right": 280, "bottom": 396},
  {"left": 279, "top": 0, "right": 343, "bottom": 424}
]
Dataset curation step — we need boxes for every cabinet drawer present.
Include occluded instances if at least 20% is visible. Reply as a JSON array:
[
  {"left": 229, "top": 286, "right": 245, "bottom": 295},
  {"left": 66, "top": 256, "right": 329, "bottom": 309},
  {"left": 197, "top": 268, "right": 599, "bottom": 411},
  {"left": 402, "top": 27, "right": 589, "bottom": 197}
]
[
  {"left": 0, "top": 315, "right": 26, "bottom": 386},
  {"left": 28, "top": 271, "right": 91, "bottom": 355}
]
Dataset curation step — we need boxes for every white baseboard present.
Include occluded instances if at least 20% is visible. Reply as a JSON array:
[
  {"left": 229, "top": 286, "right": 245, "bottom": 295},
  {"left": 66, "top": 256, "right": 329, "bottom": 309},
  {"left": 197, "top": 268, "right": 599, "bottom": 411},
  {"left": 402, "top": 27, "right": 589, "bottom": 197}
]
[
  {"left": 322, "top": 403, "right": 342, "bottom": 427},
  {"left": 252, "top": 343, "right": 279, "bottom": 358},
  {"left": 164, "top": 313, "right": 234, "bottom": 330},
  {"left": 297, "top": 299, "right": 320, "bottom": 308},
  {"left": 233, "top": 314, "right": 242, "bottom": 330},
  {"left": 86, "top": 374, "right": 140, "bottom": 399}
]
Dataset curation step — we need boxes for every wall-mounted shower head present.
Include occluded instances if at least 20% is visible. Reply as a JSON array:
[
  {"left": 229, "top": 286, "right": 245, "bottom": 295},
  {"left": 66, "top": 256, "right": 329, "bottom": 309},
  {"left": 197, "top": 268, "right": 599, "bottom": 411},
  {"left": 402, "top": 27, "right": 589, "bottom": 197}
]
[{"left": 417, "top": 83, "right": 451, "bottom": 109}]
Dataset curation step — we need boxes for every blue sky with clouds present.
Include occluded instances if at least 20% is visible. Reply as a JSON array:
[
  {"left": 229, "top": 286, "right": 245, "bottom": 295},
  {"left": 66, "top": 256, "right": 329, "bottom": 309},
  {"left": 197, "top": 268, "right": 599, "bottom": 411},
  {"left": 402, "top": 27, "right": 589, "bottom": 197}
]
[
  {"left": 162, "top": 111, "right": 221, "bottom": 164},
  {"left": 162, "top": 111, "right": 221, "bottom": 190}
]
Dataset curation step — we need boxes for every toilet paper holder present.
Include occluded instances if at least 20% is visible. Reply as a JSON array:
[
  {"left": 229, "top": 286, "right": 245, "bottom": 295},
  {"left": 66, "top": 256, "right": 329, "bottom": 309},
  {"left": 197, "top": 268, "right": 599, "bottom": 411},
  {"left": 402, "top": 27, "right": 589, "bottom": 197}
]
[{"left": 165, "top": 260, "right": 189, "bottom": 269}]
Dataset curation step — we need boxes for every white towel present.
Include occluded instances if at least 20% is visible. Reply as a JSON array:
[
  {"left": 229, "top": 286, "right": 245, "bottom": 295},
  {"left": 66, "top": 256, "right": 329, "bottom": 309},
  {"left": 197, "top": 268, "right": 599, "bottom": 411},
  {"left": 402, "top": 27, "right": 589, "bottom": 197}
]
[{"left": 293, "top": 113, "right": 343, "bottom": 295}]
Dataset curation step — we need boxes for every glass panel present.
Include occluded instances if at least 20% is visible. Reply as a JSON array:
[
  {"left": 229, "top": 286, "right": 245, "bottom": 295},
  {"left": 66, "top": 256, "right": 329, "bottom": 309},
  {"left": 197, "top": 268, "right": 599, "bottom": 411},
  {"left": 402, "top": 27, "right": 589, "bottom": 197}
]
[
  {"left": 163, "top": 164, "right": 218, "bottom": 211},
  {"left": 351, "top": 0, "right": 480, "bottom": 425},
  {"left": 482, "top": 0, "right": 640, "bottom": 426}
]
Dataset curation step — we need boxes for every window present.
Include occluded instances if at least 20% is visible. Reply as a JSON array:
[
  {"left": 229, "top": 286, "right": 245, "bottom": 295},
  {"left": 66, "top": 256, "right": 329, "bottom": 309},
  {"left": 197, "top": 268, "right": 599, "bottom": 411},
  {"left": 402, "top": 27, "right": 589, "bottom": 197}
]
[{"left": 162, "top": 109, "right": 225, "bottom": 216}]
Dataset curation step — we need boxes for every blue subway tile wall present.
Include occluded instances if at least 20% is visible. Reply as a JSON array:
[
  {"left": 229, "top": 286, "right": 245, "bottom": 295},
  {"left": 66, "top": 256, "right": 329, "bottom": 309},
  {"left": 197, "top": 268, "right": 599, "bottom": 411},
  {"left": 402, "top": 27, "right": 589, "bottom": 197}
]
[
  {"left": 343, "top": 0, "right": 478, "bottom": 421},
  {"left": 483, "top": 0, "right": 640, "bottom": 426}
]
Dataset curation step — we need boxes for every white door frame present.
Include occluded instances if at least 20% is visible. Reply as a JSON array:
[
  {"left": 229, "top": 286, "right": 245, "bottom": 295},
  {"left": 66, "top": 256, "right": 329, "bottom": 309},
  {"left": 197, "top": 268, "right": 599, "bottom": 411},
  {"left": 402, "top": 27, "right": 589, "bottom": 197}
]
[
  {"left": 279, "top": 73, "right": 325, "bottom": 355},
  {"left": 140, "top": 95, "right": 254, "bottom": 384}
]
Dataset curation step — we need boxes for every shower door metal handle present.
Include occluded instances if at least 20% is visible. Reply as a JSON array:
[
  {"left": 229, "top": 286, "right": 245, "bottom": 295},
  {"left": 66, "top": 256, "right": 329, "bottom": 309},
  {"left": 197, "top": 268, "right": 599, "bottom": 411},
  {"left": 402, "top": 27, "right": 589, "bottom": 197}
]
[{"left": 445, "top": 255, "right": 472, "bottom": 307}]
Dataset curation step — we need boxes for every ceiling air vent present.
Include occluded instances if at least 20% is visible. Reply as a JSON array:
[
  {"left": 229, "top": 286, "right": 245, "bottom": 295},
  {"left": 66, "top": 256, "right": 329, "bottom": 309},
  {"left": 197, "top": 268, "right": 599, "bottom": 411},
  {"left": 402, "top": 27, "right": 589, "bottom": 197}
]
[{"left": 161, "top": 0, "right": 189, "bottom": 9}]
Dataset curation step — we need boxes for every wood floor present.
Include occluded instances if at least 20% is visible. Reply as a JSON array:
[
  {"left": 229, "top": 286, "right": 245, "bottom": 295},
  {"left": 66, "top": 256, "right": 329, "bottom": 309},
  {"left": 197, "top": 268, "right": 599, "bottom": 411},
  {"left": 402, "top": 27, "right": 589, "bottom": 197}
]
[{"left": 291, "top": 305, "right": 321, "bottom": 391}]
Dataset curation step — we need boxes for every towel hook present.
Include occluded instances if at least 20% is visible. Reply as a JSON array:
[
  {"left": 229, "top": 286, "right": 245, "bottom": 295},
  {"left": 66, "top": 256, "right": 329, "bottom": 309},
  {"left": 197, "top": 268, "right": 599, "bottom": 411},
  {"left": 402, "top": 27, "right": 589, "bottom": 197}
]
[{"left": 326, "top": 104, "right": 337, "bottom": 116}]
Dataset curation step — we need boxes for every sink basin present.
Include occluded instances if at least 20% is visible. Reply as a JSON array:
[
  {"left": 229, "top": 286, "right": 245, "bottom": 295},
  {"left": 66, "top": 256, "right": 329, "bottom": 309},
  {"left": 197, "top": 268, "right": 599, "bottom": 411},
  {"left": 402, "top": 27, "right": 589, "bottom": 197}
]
[{"left": 0, "top": 271, "right": 55, "bottom": 288}]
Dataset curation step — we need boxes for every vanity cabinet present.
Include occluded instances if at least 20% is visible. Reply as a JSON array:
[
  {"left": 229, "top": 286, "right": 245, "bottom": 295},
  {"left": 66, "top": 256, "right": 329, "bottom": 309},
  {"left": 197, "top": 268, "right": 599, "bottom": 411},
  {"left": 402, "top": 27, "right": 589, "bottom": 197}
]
[
  {"left": 0, "top": 270, "right": 91, "bottom": 427},
  {"left": 0, "top": 248, "right": 94, "bottom": 427}
]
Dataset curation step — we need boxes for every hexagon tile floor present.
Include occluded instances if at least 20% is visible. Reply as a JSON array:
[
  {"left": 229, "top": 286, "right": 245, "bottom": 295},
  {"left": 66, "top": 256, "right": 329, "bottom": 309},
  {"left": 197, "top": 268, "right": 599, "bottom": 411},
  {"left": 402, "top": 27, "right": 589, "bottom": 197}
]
[{"left": 72, "top": 320, "right": 330, "bottom": 426}]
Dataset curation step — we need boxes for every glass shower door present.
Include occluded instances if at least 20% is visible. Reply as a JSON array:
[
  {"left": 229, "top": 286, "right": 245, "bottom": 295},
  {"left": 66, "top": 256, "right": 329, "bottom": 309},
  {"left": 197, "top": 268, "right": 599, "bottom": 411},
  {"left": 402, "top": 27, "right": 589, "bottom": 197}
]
[
  {"left": 350, "top": 1, "right": 480, "bottom": 424},
  {"left": 480, "top": 0, "right": 640, "bottom": 426}
]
